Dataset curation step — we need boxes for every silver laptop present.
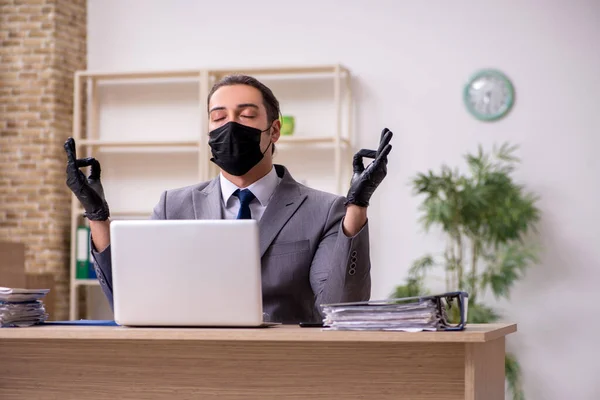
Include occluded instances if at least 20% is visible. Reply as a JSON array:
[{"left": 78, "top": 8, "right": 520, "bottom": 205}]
[{"left": 110, "top": 219, "right": 269, "bottom": 327}]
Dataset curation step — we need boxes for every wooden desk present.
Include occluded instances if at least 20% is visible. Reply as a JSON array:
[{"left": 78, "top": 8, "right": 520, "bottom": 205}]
[{"left": 0, "top": 323, "right": 516, "bottom": 400}]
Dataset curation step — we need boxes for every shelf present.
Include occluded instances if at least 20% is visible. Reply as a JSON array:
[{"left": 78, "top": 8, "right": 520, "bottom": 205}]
[
  {"left": 110, "top": 211, "right": 152, "bottom": 219},
  {"left": 111, "top": 210, "right": 152, "bottom": 216},
  {"left": 74, "top": 279, "right": 99, "bottom": 287},
  {"left": 78, "top": 139, "right": 200, "bottom": 153},
  {"left": 210, "top": 65, "right": 349, "bottom": 80},
  {"left": 77, "top": 65, "right": 349, "bottom": 82},
  {"left": 97, "top": 147, "right": 200, "bottom": 154},
  {"left": 77, "top": 70, "right": 202, "bottom": 80},
  {"left": 78, "top": 139, "right": 199, "bottom": 147},
  {"left": 277, "top": 136, "right": 351, "bottom": 145},
  {"left": 70, "top": 64, "right": 353, "bottom": 321},
  {"left": 75, "top": 208, "right": 152, "bottom": 219},
  {"left": 76, "top": 138, "right": 349, "bottom": 153}
]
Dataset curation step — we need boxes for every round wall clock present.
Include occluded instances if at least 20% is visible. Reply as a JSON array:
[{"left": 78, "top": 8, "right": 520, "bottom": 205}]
[{"left": 463, "top": 69, "right": 515, "bottom": 121}]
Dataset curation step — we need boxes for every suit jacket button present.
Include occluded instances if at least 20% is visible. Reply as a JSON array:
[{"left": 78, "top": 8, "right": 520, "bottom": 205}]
[
  {"left": 348, "top": 268, "right": 356, "bottom": 276},
  {"left": 351, "top": 250, "right": 357, "bottom": 257}
]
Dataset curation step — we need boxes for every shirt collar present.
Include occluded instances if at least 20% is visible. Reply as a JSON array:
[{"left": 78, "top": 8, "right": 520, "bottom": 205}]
[{"left": 219, "top": 166, "right": 280, "bottom": 207}]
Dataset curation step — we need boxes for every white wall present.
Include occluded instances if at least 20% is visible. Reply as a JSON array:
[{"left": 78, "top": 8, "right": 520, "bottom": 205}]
[{"left": 88, "top": 1, "right": 600, "bottom": 398}]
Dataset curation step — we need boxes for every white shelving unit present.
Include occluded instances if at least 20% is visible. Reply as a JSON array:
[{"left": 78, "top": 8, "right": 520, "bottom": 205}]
[{"left": 69, "top": 65, "right": 353, "bottom": 319}]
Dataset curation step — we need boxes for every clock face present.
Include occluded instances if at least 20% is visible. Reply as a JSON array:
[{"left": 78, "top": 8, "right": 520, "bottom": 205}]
[{"left": 463, "top": 69, "right": 514, "bottom": 121}]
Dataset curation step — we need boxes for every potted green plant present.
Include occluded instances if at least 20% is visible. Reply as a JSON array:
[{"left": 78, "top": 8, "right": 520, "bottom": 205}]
[{"left": 393, "top": 142, "right": 541, "bottom": 400}]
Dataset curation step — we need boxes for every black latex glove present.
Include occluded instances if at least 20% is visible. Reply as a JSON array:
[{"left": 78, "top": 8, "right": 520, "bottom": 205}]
[
  {"left": 346, "top": 128, "right": 393, "bottom": 207},
  {"left": 64, "top": 137, "right": 110, "bottom": 221}
]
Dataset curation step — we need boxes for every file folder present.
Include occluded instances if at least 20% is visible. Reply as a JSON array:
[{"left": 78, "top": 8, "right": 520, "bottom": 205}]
[
  {"left": 320, "top": 291, "right": 469, "bottom": 332},
  {"left": 76, "top": 226, "right": 90, "bottom": 279}
]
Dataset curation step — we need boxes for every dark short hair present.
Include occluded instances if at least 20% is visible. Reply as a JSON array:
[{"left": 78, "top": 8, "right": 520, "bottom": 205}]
[{"left": 207, "top": 74, "right": 281, "bottom": 125}]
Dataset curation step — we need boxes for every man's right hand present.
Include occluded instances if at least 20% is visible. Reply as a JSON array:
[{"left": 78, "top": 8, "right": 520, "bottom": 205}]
[{"left": 64, "top": 137, "right": 110, "bottom": 221}]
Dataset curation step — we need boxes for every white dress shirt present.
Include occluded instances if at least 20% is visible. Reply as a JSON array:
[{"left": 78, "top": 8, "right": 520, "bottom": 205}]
[{"left": 219, "top": 166, "right": 281, "bottom": 221}]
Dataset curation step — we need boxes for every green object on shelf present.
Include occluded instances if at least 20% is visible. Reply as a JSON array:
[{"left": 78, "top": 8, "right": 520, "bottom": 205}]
[{"left": 280, "top": 115, "right": 295, "bottom": 136}]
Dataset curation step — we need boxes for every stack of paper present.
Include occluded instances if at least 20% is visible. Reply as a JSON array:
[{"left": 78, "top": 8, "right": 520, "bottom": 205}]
[
  {"left": 321, "top": 297, "right": 452, "bottom": 332},
  {"left": 0, "top": 287, "right": 50, "bottom": 327}
]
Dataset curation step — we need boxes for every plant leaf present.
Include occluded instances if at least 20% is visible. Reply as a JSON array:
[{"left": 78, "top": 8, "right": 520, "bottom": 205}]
[
  {"left": 481, "top": 243, "right": 539, "bottom": 300},
  {"left": 408, "top": 254, "right": 436, "bottom": 278},
  {"left": 466, "top": 301, "right": 500, "bottom": 323},
  {"left": 506, "top": 352, "right": 526, "bottom": 400},
  {"left": 391, "top": 277, "right": 428, "bottom": 298}
]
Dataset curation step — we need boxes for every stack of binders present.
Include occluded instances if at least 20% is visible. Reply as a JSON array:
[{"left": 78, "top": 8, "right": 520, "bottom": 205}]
[
  {"left": 321, "top": 292, "right": 469, "bottom": 332},
  {"left": 0, "top": 287, "right": 50, "bottom": 327}
]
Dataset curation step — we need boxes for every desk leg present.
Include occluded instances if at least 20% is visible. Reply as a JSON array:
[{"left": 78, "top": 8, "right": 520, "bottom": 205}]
[{"left": 464, "top": 337, "right": 505, "bottom": 400}]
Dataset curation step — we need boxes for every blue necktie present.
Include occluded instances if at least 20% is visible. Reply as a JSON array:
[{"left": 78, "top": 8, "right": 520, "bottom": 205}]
[{"left": 233, "top": 189, "right": 256, "bottom": 219}]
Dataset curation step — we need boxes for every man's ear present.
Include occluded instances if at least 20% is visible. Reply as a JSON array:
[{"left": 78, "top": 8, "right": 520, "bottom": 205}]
[{"left": 270, "top": 119, "right": 281, "bottom": 143}]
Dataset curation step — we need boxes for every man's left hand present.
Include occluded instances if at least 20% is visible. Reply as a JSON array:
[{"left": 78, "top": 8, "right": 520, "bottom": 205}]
[{"left": 346, "top": 128, "right": 393, "bottom": 207}]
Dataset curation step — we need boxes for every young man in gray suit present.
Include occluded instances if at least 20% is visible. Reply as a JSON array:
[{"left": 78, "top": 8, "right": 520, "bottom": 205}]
[{"left": 64, "top": 74, "right": 393, "bottom": 324}]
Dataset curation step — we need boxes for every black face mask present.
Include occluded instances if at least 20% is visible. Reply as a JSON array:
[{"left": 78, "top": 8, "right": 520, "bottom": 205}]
[{"left": 208, "top": 121, "right": 272, "bottom": 176}]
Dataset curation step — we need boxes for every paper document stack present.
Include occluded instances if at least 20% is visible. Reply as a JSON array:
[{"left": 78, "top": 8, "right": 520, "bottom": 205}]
[
  {"left": 0, "top": 287, "right": 50, "bottom": 327},
  {"left": 321, "top": 292, "right": 468, "bottom": 332}
]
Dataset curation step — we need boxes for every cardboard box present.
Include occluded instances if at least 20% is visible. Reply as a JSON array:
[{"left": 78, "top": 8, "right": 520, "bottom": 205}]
[
  {"left": 0, "top": 242, "right": 56, "bottom": 320},
  {"left": 0, "top": 242, "right": 26, "bottom": 289}
]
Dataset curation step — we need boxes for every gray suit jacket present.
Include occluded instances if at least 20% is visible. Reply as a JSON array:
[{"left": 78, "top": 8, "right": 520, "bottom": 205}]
[{"left": 91, "top": 164, "right": 371, "bottom": 323}]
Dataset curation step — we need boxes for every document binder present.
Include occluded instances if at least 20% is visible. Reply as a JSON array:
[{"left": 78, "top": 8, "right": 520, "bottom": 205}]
[
  {"left": 76, "top": 226, "right": 90, "bottom": 279},
  {"left": 321, "top": 291, "right": 469, "bottom": 332}
]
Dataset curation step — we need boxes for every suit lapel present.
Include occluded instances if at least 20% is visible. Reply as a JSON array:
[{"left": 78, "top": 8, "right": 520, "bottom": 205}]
[
  {"left": 192, "top": 178, "right": 223, "bottom": 220},
  {"left": 259, "top": 166, "right": 307, "bottom": 257}
]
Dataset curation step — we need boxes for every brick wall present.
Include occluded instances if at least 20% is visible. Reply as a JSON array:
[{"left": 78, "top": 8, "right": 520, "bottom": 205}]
[{"left": 0, "top": 0, "right": 87, "bottom": 320}]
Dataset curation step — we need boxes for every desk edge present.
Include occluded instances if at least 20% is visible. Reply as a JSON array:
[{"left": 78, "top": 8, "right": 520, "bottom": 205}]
[{"left": 0, "top": 323, "right": 517, "bottom": 343}]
